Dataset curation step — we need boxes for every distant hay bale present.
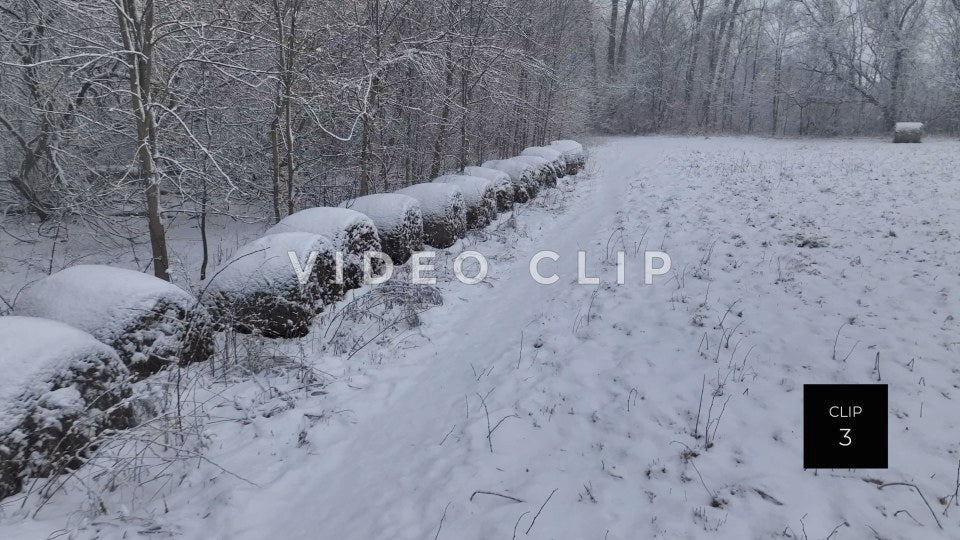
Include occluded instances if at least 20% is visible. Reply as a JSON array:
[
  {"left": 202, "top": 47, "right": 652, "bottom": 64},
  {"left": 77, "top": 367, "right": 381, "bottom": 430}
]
[
  {"left": 522, "top": 146, "right": 567, "bottom": 178},
  {"left": 202, "top": 232, "right": 338, "bottom": 339},
  {"left": 0, "top": 316, "right": 134, "bottom": 501},
  {"left": 481, "top": 158, "right": 540, "bottom": 202},
  {"left": 341, "top": 193, "right": 424, "bottom": 265},
  {"left": 395, "top": 183, "right": 467, "bottom": 248},
  {"left": 16, "top": 265, "right": 214, "bottom": 379},
  {"left": 893, "top": 122, "right": 923, "bottom": 143},
  {"left": 549, "top": 139, "right": 586, "bottom": 173},
  {"left": 267, "top": 207, "right": 382, "bottom": 290},
  {"left": 433, "top": 174, "right": 497, "bottom": 229},
  {"left": 463, "top": 166, "right": 515, "bottom": 211}
]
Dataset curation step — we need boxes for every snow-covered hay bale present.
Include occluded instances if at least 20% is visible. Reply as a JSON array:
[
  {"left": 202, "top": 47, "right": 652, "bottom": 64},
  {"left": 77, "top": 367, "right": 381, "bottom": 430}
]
[
  {"left": 463, "top": 166, "right": 515, "bottom": 211},
  {"left": 549, "top": 139, "right": 586, "bottom": 173},
  {"left": 513, "top": 155, "right": 557, "bottom": 187},
  {"left": 481, "top": 158, "right": 540, "bottom": 203},
  {"left": 202, "top": 232, "right": 338, "bottom": 339},
  {"left": 433, "top": 175, "right": 497, "bottom": 229},
  {"left": 522, "top": 146, "right": 567, "bottom": 178},
  {"left": 340, "top": 193, "right": 424, "bottom": 265},
  {"left": 0, "top": 316, "right": 134, "bottom": 501},
  {"left": 893, "top": 122, "right": 923, "bottom": 143},
  {"left": 16, "top": 265, "right": 214, "bottom": 379},
  {"left": 267, "top": 207, "right": 382, "bottom": 290},
  {"left": 395, "top": 183, "right": 467, "bottom": 248}
]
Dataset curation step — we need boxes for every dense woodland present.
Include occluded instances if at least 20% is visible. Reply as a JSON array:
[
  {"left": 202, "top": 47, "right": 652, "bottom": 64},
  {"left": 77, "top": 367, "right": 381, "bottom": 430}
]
[{"left": 1, "top": 0, "right": 959, "bottom": 280}]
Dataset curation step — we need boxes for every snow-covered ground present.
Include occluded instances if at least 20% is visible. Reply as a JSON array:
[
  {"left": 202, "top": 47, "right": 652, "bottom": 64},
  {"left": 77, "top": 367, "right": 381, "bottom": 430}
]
[{"left": 1, "top": 136, "right": 959, "bottom": 539}]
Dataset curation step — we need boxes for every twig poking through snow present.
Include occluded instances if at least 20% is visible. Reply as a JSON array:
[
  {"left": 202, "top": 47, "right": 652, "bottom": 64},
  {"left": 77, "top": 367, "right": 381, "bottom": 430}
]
[
  {"left": 517, "top": 331, "right": 524, "bottom": 369},
  {"left": 942, "top": 458, "right": 960, "bottom": 517},
  {"left": 878, "top": 482, "right": 943, "bottom": 529},
  {"left": 711, "top": 395, "right": 732, "bottom": 445},
  {"left": 525, "top": 488, "right": 558, "bottom": 535},
  {"left": 439, "top": 425, "right": 456, "bottom": 446},
  {"left": 832, "top": 323, "right": 846, "bottom": 361},
  {"left": 694, "top": 374, "right": 706, "bottom": 439},
  {"left": 841, "top": 340, "right": 859, "bottom": 362},
  {"left": 512, "top": 511, "right": 531, "bottom": 540},
  {"left": 823, "top": 520, "right": 848, "bottom": 539},
  {"left": 671, "top": 441, "right": 716, "bottom": 502},
  {"left": 716, "top": 299, "right": 741, "bottom": 330},
  {"left": 433, "top": 502, "right": 451, "bottom": 540},
  {"left": 475, "top": 392, "right": 518, "bottom": 453},
  {"left": 470, "top": 491, "right": 524, "bottom": 503}
]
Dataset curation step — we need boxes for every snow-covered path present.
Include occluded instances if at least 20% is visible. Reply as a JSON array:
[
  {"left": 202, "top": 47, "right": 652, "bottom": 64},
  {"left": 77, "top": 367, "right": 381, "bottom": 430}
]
[
  {"left": 2, "top": 136, "right": 959, "bottom": 539},
  {"left": 205, "top": 138, "right": 652, "bottom": 539}
]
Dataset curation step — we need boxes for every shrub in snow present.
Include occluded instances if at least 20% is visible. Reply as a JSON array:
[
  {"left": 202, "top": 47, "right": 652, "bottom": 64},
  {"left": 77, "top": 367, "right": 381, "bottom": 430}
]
[
  {"left": 513, "top": 155, "right": 557, "bottom": 187},
  {"left": 480, "top": 158, "right": 540, "bottom": 202},
  {"left": 462, "top": 166, "right": 515, "bottom": 211},
  {"left": 522, "top": 146, "right": 567, "bottom": 178},
  {"left": 16, "top": 265, "right": 214, "bottom": 379},
  {"left": 432, "top": 174, "right": 497, "bottom": 228},
  {"left": 267, "top": 207, "right": 382, "bottom": 290},
  {"left": 394, "top": 183, "right": 467, "bottom": 248},
  {"left": 893, "top": 122, "right": 923, "bottom": 143},
  {"left": 0, "top": 316, "right": 134, "bottom": 501},
  {"left": 549, "top": 139, "right": 586, "bottom": 174},
  {"left": 341, "top": 194, "right": 424, "bottom": 265},
  {"left": 202, "top": 232, "right": 339, "bottom": 339}
]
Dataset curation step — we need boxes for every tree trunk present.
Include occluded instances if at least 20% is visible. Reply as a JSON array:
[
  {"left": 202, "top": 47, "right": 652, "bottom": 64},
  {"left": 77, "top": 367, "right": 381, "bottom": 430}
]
[
  {"left": 616, "top": 0, "right": 635, "bottom": 68},
  {"left": 284, "top": 94, "right": 295, "bottom": 215},
  {"left": 271, "top": 116, "right": 283, "bottom": 220},
  {"left": 887, "top": 48, "right": 904, "bottom": 128},
  {"left": 683, "top": 0, "right": 706, "bottom": 127},
  {"left": 459, "top": 65, "right": 469, "bottom": 170},
  {"left": 607, "top": 0, "right": 619, "bottom": 74},
  {"left": 771, "top": 43, "right": 783, "bottom": 136},
  {"left": 700, "top": 0, "right": 731, "bottom": 127},
  {"left": 0, "top": 114, "right": 52, "bottom": 220},
  {"left": 746, "top": 1, "right": 765, "bottom": 133},
  {"left": 117, "top": 0, "right": 169, "bottom": 280},
  {"left": 707, "top": 0, "right": 743, "bottom": 129},
  {"left": 430, "top": 48, "right": 455, "bottom": 178}
]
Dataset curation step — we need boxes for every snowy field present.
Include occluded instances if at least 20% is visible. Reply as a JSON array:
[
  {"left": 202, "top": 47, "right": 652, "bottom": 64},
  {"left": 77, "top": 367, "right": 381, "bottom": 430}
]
[{"left": 1, "top": 135, "right": 959, "bottom": 539}]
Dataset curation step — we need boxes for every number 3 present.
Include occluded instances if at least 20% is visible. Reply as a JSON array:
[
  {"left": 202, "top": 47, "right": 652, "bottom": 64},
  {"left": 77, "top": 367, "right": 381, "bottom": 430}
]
[{"left": 839, "top": 428, "right": 852, "bottom": 447}]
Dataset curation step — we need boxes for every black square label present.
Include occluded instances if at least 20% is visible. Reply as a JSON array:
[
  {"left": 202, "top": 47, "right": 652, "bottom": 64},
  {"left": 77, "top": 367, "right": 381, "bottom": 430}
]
[{"left": 803, "top": 384, "right": 888, "bottom": 469}]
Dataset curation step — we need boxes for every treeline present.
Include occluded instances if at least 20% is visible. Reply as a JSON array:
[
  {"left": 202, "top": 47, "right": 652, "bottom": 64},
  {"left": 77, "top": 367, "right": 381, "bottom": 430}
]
[
  {"left": 1, "top": 0, "right": 958, "bottom": 280},
  {"left": 1, "top": 0, "right": 592, "bottom": 278},
  {"left": 597, "top": 0, "right": 960, "bottom": 136}
]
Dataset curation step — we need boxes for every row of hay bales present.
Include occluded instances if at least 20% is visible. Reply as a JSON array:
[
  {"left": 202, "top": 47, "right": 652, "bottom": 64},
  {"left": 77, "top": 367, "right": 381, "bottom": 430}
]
[
  {"left": 0, "top": 139, "right": 585, "bottom": 501},
  {"left": 201, "top": 140, "right": 585, "bottom": 340}
]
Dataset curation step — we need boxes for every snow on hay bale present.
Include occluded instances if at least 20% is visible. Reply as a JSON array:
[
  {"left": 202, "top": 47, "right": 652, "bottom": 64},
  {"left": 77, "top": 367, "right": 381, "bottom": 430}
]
[
  {"left": 481, "top": 158, "right": 540, "bottom": 202},
  {"left": 522, "top": 146, "right": 567, "bottom": 178},
  {"left": 432, "top": 174, "right": 497, "bottom": 229},
  {"left": 267, "top": 207, "right": 382, "bottom": 290},
  {"left": 893, "top": 122, "right": 923, "bottom": 143},
  {"left": 202, "top": 232, "right": 339, "bottom": 339},
  {"left": 549, "top": 139, "right": 586, "bottom": 173},
  {"left": 462, "top": 166, "right": 515, "bottom": 211},
  {"left": 0, "top": 316, "right": 134, "bottom": 501},
  {"left": 513, "top": 155, "right": 557, "bottom": 187},
  {"left": 395, "top": 183, "right": 467, "bottom": 248},
  {"left": 16, "top": 265, "right": 214, "bottom": 379},
  {"left": 340, "top": 193, "right": 424, "bottom": 265}
]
